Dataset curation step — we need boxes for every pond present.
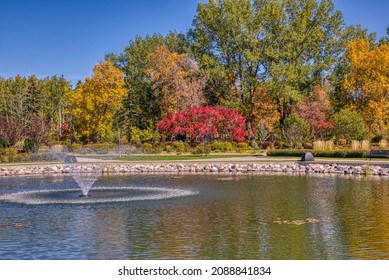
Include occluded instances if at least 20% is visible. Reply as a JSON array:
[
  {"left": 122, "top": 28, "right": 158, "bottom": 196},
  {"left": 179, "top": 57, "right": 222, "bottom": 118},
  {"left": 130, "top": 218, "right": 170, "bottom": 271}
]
[{"left": 1, "top": 173, "right": 389, "bottom": 259}]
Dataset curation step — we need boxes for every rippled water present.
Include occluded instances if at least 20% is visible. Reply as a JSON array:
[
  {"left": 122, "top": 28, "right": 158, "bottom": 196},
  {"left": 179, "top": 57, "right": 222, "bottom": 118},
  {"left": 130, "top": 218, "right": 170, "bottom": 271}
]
[{"left": 1, "top": 174, "right": 389, "bottom": 259}]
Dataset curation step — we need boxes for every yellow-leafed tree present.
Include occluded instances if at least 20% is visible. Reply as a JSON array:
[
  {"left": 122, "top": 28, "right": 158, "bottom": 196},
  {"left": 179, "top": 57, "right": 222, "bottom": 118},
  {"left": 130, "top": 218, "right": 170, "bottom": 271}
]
[
  {"left": 71, "top": 60, "right": 126, "bottom": 142},
  {"left": 343, "top": 38, "right": 389, "bottom": 136},
  {"left": 250, "top": 86, "right": 280, "bottom": 132}
]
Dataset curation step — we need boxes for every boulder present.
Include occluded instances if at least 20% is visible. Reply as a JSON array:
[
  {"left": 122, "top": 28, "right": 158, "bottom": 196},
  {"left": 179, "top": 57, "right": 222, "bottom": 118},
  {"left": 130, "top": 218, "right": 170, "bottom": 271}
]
[
  {"left": 301, "top": 152, "right": 315, "bottom": 162},
  {"left": 64, "top": 155, "right": 77, "bottom": 163}
]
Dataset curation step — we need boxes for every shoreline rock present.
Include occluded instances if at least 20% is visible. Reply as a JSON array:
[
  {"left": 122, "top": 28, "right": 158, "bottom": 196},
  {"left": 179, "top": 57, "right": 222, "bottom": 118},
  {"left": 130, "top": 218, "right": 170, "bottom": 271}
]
[{"left": 0, "top": 162, "right": 388, "bottom": 177}]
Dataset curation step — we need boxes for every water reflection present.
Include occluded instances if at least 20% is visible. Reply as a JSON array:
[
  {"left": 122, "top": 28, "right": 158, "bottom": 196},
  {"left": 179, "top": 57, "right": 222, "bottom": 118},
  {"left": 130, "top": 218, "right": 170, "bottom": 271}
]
[{"left": 1, "top": 174, "right": 389, "bottom": 259}]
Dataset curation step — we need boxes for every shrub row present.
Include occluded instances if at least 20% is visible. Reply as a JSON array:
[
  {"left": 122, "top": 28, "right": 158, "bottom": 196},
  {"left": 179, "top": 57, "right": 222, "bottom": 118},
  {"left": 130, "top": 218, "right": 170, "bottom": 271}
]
[
  {"left": 141, "top": 141, "right": 254, "bottom": 155},
  {"left": 0, "top": 141, "right": 257, "bottom": 162},
  {"left": 0, "top": 152, "right": 64, "bottom": 163},
  {"left": 69, "top": 143, "right": 116, "bottom": 154},
  {"left": 210, "top": 141, "right": 253, "bottom": 152},
  {"left": 210, "top": 141, "right": 233, "bottom": 151},
  {"left": 267, "top": 149, "right": 369, "bottom": 158},
  {"left": 191, "top": 145, "right": 211, "bottom": 155}
]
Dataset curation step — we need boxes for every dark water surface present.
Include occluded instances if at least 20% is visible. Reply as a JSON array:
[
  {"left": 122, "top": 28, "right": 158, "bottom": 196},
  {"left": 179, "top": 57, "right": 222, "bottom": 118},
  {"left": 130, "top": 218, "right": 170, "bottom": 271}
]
[{"left": 1, "top": 174, "right": 389, "bottom": 260}]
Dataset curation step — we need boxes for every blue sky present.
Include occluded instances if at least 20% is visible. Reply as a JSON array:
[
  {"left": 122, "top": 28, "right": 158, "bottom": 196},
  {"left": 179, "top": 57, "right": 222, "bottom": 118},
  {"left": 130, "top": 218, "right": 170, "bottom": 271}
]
[{"left": 0, "top": 0, "right": 388, "bottom": 87}]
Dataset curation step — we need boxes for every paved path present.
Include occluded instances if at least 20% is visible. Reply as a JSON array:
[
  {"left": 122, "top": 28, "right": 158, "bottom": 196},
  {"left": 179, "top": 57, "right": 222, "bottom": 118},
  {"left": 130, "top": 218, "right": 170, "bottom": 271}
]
[{"left": 75, "top": 157, "right": 116, "bottom": 163}]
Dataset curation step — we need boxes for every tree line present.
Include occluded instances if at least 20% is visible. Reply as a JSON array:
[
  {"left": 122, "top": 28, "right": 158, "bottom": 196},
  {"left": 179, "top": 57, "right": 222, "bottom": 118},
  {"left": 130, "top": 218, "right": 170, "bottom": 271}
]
[{"left": 1, "top": 0, "right": 389, "bottom": 149}]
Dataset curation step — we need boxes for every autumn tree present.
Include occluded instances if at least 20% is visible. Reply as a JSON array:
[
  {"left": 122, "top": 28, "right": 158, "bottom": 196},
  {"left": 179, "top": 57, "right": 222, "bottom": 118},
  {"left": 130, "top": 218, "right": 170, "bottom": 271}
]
[
  {"left": 250, "top": 86, "right": 280, "bottom": 137},
  {"left": 106, "top": 32, "right": 189, "bottom": 142},
  {"left": 295, "top": 85, "right": 333, "bottom": 140},
  {"left": 342, "top": 38, "right": 389, "bottom": 136},
  {"left": 157, "top": 106, "right": 247, "bottom": 143},
  {"left": 71, "top": 61, "right": 126, "bottom": 142},
  {"left": 0, "top": 117, "right": 25, "bottom": 147},
  {"left": 328, "top": 24, "right": 378, "bottom": 111},
  {"left": 146, "top": 45, "right": 205, "bottom": 118}
]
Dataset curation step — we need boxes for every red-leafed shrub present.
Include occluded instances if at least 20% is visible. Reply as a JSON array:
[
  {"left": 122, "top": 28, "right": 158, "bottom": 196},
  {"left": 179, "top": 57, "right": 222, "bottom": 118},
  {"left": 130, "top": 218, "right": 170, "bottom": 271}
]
[{"left": 157, "top": 106, "right": 247, "bottom": 142}]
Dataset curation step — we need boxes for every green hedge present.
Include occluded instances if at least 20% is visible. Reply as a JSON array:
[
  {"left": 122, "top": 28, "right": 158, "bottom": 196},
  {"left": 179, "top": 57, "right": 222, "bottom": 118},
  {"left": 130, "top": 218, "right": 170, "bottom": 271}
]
[
  {"left": 0, "top": 152, "right": 64, "bottom": 163},
  {"left": 173, "top": 142, "right": 186, "bottom": 153},
  {"left": 191, "top": 145, "right": 211, "bottom": 155},
  {"left": 237, "top": 142, "right": 250, "bottom": 151},
  {"left": 164, "top": 145, "right": 173, "bottom": 153},
  {"left": 210, "top": 141, "right": 234, "bottom": 152},
  {"left": 142, "top": 143, "right": 153, "bottom": 153},
  {"left": 0, "top": 147, "right": 18, "bottom": 157},
  {"left": 70, "top": 143, "right": 83, "bottom": 152},
  {"left": 267, "top": 149, "right": 368, "bottom": 158}
]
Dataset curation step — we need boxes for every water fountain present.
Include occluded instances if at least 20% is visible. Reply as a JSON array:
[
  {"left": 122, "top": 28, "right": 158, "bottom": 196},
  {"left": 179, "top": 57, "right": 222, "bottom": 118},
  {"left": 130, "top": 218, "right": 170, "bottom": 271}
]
[
  {"left": 0, "top": 164, "right": 197, "bottom": 205},
  {"left": 0, "top": 176, "right": 196, "bottom": 205},
  {"left": 0, "top": 155, "right": 197, "bottom": 205},
  {"left": 73, "top": 174, "right": 98, "bottom": 197}
]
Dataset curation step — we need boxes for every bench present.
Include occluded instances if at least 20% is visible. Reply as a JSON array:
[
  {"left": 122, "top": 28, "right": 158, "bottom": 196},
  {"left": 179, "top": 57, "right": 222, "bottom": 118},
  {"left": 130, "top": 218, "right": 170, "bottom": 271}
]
[{"left": 367, "top": 150, "right": 389, "bottom": 160}]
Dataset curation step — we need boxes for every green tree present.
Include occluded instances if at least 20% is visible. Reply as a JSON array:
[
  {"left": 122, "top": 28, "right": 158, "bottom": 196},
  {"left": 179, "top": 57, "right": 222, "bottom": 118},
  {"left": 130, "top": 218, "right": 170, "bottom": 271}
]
[
  {"left": 189, "top": 0, "right": 344, "bottom": 125},
  {"left": 0, "top": 75, "right": 29, "bottom": 145},
  {"left": 41, "top": 76, "right": 72, "bottom": 141},
  {"left": 0, "top": 75, "right": 28, "bottom": 125},
  {"left": 379, "top": 26, "right": 389, "bottom": 45},
  {"left": 332, "top": 109, "right": 368, "bottom": 142},
  {"left": 282, "top": 113, "right": 311, "bottom": 146},
  {"left": 26, "top": 75, "right": 43, "bottom": 116},
  {"left": 0, "top": 75, "right": 72, "bottom": 145}
]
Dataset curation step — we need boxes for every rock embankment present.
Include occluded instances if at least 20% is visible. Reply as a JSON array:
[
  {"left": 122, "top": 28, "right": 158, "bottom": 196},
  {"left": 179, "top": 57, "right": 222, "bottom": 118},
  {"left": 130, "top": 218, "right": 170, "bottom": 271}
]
[{"left": 0, "top": 162, "right": 388, "bottom": 176}]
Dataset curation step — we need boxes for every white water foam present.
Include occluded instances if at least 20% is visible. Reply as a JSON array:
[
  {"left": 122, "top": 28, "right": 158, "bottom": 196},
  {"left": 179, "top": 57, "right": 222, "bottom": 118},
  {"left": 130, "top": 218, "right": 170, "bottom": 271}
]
[{"left": 0, "top": 186, "right": 197, "bottom": 205}]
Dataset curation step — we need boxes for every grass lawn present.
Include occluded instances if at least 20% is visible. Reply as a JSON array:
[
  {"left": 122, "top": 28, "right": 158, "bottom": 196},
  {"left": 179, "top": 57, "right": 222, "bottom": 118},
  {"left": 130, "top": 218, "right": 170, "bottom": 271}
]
[{"left": 266, "top": 156, "right": 389, "bottom": 163}]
